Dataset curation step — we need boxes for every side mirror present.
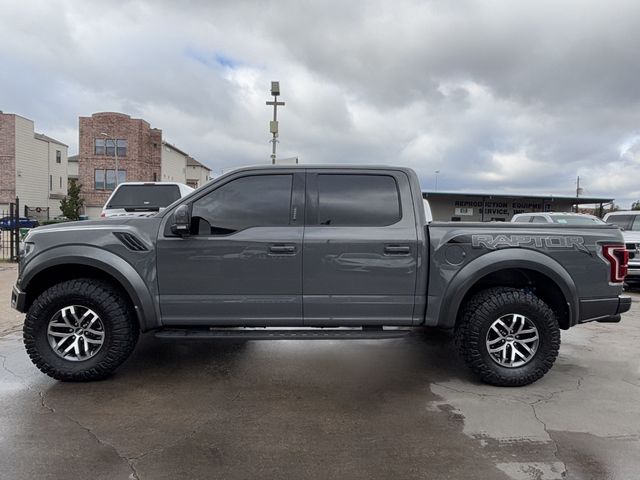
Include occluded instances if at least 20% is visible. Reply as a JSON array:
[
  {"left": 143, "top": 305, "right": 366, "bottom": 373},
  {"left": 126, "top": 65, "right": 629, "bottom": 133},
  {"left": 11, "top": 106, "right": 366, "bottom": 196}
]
[{"left": 171, "top": 204, "right": 191, "bottom": 236}]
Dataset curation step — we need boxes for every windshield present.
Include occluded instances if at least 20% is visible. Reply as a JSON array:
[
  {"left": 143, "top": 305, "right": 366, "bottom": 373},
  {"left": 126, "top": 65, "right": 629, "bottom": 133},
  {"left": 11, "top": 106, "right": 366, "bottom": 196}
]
[
  {"left": 107, "top": 184, "right": 181, "bottom": 209},
  {"left": 551, "top": 216, "right": 604, "bottom": 225}
]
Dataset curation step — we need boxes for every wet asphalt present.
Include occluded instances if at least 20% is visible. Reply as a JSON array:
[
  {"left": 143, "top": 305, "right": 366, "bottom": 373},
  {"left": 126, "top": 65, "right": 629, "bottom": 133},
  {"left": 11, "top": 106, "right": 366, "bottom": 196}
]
[{"left": 0, "top": 265, "right": 639, "bottom": 479}]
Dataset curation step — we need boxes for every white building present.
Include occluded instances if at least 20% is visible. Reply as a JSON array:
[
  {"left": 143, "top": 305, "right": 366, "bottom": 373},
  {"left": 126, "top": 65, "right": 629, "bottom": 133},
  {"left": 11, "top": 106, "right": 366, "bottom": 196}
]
[
  {"left": 0, "top": 112, "right": 68, "bottom": 219},
  {"left": 161, "top": 141, "right": 211, "bottom": 187}
]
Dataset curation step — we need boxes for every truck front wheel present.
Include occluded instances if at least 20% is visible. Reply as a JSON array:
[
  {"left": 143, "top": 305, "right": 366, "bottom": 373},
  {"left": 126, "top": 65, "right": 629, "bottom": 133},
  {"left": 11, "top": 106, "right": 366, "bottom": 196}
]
[
  {"left": 455, "top": 287, "right": 560, "bottom": 387},
  {"left": 23, "top": 279, "right": 139, "bottom": 381}
]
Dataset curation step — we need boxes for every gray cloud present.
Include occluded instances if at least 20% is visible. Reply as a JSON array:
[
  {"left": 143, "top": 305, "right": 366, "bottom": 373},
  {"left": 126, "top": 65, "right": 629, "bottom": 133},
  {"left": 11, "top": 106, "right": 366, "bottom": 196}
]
[{"left": 1, "top": 0, "right": 640, "bottom": 206}]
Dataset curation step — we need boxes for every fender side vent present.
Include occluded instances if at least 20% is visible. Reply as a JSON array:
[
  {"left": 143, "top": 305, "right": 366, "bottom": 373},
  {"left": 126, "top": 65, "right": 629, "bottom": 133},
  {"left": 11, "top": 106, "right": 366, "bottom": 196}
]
[{"left": 113, "top": 232, "right": 149, "bottom": 252}]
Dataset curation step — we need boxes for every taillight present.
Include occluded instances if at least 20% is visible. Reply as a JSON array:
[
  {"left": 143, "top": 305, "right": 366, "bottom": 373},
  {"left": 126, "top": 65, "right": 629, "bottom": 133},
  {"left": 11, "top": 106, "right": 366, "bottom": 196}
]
[
  {"left": 602, "top": 244, "right": 629, "bottom": 283},
  {"left": 100, "top": 212, "right": 106, "bottom": 218}
]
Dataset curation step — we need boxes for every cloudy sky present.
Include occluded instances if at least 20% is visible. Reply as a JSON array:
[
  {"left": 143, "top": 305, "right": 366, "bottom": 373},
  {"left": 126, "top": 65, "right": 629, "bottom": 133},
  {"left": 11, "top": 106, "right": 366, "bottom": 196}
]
[{"left": 2, "top": 0, "right": 640, "bottom": 206}]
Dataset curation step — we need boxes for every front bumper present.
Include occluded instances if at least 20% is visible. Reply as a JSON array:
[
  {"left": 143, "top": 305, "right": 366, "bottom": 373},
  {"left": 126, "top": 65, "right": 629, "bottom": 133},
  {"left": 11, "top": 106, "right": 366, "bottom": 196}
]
[
  {"left": 578, "top": 295, "right": 631, "bottom": 324},
  {"left": 11, "top": 285, "right": 27, "bottom": 312}
]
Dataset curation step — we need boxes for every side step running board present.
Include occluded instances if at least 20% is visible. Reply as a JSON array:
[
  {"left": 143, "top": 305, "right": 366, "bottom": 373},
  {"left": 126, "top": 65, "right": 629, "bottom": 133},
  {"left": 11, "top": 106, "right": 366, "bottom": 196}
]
[{"left": 155, "top": 328, "right": 411, "bottom": 340}]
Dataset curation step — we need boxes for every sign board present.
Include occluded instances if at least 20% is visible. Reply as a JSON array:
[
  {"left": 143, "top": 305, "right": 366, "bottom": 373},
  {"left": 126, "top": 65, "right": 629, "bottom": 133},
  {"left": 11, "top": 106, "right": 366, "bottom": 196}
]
[{"left": 455, "top": 207, "right": 473, "bottom": 216}]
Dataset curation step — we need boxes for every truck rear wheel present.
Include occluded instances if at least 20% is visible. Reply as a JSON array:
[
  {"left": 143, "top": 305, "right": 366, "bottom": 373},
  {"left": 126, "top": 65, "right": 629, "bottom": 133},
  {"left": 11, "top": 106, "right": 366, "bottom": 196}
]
[
  {"left": 455, "top": 287, "right": 560, "bottom": 387},
  {"left": 23, "top": 279, "right": 138, "bottom": 381}
]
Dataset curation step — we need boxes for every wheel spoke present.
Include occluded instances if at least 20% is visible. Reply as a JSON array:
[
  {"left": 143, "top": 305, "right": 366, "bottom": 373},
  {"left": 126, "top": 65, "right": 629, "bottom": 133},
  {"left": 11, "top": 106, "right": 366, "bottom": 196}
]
[
  {"left": 516, "top": 341, "right": 534, "bottom": 354},
  {"left": 85, "top": 328, "right": 104, "bottom": 338},
  {"left": 55, "top": 335, "right": 74, "bottom": 348},
  {"left": 489, "top": 344, "right": 506, "bottom": 353},
  {"left": 518, "top": 328, "right": 537, "bottom": 335},
  {"left": 61, "top": 308, "right": 74, "bottom": 328},
  {"left": 513, "top": 345, "right": 527, "bottom": 361},
  {"left": 487, "top": 336, "right": 503, "bottom": 346}
]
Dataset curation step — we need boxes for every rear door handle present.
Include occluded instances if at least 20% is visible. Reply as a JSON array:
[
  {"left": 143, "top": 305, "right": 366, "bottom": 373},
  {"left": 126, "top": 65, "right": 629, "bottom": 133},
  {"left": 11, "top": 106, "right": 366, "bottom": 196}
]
[
  {"left": 269, "top": 244, "right": 297, "bottom": 254},
  {"left": 384, "top": 244, "right": 411, "bottom": 255}
]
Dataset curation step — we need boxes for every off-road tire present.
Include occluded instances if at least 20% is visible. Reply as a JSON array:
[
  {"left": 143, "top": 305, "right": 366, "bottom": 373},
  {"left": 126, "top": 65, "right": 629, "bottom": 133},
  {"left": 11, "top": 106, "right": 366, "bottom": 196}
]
[
  {"left": 454, "top": 287, "right": 560, "bottom": 387},
  {"left": 23, "top": 279, "right": 138, "bottom": 381}
]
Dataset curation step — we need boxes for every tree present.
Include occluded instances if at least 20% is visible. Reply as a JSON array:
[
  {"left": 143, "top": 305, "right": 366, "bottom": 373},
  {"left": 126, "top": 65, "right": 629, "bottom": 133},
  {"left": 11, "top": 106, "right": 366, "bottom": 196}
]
[
  {"left": 59, "top": 179, "right": 85, "bottom": 220},
  {"left": 632, "top": 201, "right": 640, "bottom": 211}
]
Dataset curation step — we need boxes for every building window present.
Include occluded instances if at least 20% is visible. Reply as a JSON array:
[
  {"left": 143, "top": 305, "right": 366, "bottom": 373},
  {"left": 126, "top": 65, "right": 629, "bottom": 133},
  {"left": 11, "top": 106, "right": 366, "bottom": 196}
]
[
  {"left": 95, "top": 169, "right": 105, "bottom": 189},
  {"left": 95, "top": 169, "right": 126, "bottom": 190},
  {"left": 49, "top": 175, "right": 52, "bottom": 191},
  {"left": 56, "top": 150, "right": 61, "bottom": 163},
  {"left": 60, "top": 176, "right": 62, "bottom": 189},
  {"left": 95, "top": 138, "right": 127, "bottom": 156},
  {"left": 116, "top": 139, "right": 127, "bottom": 156}
]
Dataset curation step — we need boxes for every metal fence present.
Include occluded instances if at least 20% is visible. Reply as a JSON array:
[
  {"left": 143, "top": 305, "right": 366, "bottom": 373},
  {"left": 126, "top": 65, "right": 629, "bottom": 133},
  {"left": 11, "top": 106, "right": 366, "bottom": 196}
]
[{"left": 0, "top": 197, "right": 21, "bottom": 262}]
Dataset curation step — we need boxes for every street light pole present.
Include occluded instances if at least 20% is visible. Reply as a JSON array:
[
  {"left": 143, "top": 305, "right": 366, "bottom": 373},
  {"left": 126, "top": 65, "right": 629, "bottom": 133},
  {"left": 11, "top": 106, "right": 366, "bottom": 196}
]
[
  {"left": 435, "top": 170, "right": 440, "bottom": 192},
  {"left": 266, "top": 81, "right": 285, "bottom": 164},
  {"left": 100, "top": 132, "right": 119, "bottom": 186}
]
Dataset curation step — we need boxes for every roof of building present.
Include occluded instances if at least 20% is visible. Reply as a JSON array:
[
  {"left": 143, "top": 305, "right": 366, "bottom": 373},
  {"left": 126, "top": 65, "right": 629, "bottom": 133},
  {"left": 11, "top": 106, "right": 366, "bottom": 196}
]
[
  {"left": 34, "top": 132, "right": 68, "bottom": 147},
  {"left": 162, "top": 140, "right": 190, "bottom": 157},
  {"left": 186, "top": 156, "right": 209, "bottom": 170},
  {"left": 68, "top": 154, "right": 79, "bottom": 162},
  {"left": 422, "top": 190, "right": 613, "bottom": 205}
]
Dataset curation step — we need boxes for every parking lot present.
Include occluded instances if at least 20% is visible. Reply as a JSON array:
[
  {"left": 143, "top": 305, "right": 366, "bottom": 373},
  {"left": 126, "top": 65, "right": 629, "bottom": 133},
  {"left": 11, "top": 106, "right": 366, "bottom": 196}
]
[{"left": 0, "top": 263, "right": 639, "bottom": 480}]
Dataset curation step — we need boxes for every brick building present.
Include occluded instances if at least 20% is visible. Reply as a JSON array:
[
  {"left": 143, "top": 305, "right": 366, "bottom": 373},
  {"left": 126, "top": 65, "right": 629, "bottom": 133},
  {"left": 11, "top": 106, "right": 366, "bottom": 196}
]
[
  {"left": 78, "top": 112, "right": 162, "bottom": 217},
  {"left": 0, "top": 112, "right": 68, "bottom": 219},
  {"left": 78, "top": 112, "right": 211, "bottom": 218}
]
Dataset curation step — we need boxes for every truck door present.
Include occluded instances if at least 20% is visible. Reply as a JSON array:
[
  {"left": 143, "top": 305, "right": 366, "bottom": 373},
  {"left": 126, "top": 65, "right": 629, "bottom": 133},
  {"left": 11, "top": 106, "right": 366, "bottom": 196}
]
[
  {"left": 156, "top": 171, "right": 305, "bottom": 325},
  {"left": 302, "top": 170, "right": 418, "bottom": 326}
]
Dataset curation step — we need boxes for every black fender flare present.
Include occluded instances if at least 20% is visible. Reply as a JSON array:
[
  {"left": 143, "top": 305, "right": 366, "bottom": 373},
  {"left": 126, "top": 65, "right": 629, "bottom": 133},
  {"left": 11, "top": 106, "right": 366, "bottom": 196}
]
[
  {"left": 21, "top": 245, "right": 160, "bottom": 331},
  {"left": 433, "top": 248, "right": 578, "bottom": 329}
]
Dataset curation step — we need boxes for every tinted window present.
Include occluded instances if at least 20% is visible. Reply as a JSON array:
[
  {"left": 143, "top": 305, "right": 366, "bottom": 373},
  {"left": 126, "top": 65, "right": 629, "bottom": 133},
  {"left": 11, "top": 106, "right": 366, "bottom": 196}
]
[
  {"left": 192, "top": 175, "right": 292, "bottom": 235},
  {"left": 607, "top": 215, "right": 632, "bottom": 229},
  {"left": 316, "top": 174, "right": 401, "bottom": 226},
  {"left": 513, "top": 216, "right": 531, "bottom": 223},
  {"left": 531, "top": 216, "right": 548, "bottom": 223},
  {"left": 108, "top": 184, "right": 181, "bottom": 209},
  {"left": 630, "top": 216, "right": 640, "bottom": 231}
]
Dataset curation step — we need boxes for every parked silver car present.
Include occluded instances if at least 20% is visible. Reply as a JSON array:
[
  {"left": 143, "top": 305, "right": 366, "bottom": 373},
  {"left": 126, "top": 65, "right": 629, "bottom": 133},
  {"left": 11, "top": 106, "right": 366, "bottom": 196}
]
[
  {"left": 603, "top": 211, "right": 640, "bottom": 285},
  {"left": 511, "top": 212, "right": 605, "bottom": 225}
]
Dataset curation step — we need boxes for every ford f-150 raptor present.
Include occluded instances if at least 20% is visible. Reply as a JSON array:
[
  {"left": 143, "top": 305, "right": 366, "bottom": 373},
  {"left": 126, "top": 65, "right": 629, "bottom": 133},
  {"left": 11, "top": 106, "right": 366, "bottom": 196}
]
[{"left": 11, "top": 165, "right": 631, "bottom": 386}]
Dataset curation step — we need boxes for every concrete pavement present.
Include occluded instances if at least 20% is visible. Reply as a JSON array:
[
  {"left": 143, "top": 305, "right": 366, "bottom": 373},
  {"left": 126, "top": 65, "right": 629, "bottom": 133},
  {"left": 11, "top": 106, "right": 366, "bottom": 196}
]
[{"left": 1, "top": 263, "right": 639, "bottom": 479}]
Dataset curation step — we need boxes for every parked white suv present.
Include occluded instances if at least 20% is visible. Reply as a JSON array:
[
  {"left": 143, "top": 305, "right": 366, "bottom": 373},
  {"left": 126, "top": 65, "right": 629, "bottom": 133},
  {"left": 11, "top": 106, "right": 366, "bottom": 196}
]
[
  {"left": 101, "top": 182, "right": 194, "bottom": 218},
  {"left": 603, "top": 211, "right": 640, "bottom": 285},
  {"left": 511, "top": 212, "right": 605, "bottom": 225}
]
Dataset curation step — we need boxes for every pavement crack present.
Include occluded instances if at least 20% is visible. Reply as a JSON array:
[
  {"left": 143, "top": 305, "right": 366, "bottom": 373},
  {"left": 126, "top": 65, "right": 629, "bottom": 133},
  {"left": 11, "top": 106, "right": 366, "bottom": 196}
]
[
  {"left": 59, "top": 413, "right": 142, "bottom": 480},
  {"left": 529, "top": 402, "right": 568, "bottom": 479}
]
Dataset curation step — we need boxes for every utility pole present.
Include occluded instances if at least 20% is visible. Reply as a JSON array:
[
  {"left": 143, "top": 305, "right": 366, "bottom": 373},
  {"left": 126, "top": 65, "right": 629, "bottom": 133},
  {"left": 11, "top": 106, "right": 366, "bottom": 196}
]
[
  {"left": 266, "top": 81, "right": 285, "bottom": 164},
  {"left": 575, "top": 175, "right": 583, "bottom": 213}
]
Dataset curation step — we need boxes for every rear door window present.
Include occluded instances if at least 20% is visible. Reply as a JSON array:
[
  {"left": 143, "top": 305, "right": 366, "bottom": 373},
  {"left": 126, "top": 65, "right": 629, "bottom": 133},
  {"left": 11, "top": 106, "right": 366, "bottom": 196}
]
[
  {"left": 630, "top": 216, "right": 640, "bottom": 231},
  {"left": 315, "top": 174, "right": 401, "bottom": 226},
  {"left": 607, "top": 215, "right": 632, "bottom": 229}
]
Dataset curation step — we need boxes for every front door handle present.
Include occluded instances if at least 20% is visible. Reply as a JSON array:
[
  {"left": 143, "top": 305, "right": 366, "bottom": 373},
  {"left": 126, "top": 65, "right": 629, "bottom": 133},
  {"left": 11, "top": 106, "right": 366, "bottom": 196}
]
[
  {"left": 269, "top": 244, "right": 297, "bottom": 254},
  {"left": 384, "top": 244, "right": 411, "bottom": 255}
]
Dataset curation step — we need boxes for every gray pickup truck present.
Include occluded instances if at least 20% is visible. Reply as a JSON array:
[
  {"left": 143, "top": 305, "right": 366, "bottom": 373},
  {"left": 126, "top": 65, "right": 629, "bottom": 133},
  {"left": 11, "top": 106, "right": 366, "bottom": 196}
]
[{"left": 11, "top": 165, "right": 631, "bottom": 386}]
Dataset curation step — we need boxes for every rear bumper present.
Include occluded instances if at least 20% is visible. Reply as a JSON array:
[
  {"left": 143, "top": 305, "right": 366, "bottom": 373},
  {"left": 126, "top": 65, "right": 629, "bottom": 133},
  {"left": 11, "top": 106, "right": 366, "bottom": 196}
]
[
  {"left": 11, "top": 285, "right": 27, "bottom": 312},
  {"left": 578, "top": 295, "right": 631, "bottom": 324}
]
